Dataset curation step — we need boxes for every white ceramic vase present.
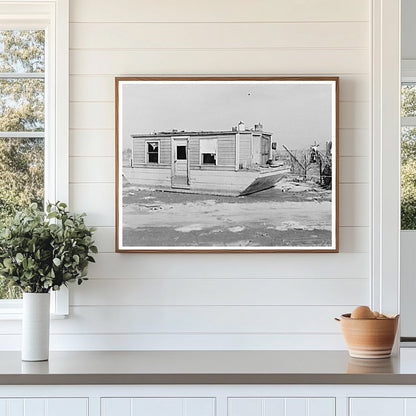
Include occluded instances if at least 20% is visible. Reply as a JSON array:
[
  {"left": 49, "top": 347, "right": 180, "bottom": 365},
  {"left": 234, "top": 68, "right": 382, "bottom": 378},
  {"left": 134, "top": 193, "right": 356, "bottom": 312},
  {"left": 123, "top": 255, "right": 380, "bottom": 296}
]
[{"left": 22, "top": 292, "right": 50, "bottom": 361}]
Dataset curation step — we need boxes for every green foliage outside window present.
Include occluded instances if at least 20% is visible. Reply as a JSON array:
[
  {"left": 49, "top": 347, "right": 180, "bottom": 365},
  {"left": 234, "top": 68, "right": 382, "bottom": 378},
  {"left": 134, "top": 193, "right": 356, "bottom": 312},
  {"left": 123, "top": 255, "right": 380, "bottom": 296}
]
[
  {"left": 402, "top": 84, "right": 416, "bottom": 118},
  {"left": 401, "top": 83, "right": 416, "bottom": 230},
  {"left": 401, "top": 127, "right": 416, "bottom": 230},
  {"left": 0, "top": 30, "right": 45, "bottom": 298}
]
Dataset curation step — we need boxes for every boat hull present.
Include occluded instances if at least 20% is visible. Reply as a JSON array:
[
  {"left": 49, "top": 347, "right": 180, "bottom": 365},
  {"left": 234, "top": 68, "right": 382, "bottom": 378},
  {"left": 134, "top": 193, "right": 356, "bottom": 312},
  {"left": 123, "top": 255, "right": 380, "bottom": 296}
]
[{"left": 123, "top": 165, "right": 290, "bottom": 196}]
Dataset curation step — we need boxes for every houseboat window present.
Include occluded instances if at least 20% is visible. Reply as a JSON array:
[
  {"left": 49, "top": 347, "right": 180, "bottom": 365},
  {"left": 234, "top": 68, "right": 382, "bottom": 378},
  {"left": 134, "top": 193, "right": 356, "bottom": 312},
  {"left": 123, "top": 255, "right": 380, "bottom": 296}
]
[
  {"left": 176, "top": 145, "right": 187, "bottom": 160},
  {"left": 200, "top": 138, "right": 217, "bottom": 165},
  {"left": 146, "top": 141, "right": 159, "bottom": 163},
  {"left": 202, "top": 153, "right": 216, "bottom": 164}
]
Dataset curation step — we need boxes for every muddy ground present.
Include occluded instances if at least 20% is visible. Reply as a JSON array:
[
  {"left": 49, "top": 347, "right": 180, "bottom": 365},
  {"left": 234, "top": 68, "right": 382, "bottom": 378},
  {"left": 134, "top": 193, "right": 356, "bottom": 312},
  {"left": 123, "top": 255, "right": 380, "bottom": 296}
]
[{"left": 122, "top": 177, "right": 333, "bottom": 248}]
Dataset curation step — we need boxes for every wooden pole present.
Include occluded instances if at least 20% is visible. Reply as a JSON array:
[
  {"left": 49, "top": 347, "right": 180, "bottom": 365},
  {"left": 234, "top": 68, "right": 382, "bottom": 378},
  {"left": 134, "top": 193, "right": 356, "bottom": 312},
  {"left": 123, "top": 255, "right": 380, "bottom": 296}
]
[{"left": 282, "top": 145, "right": 305, "bottom": 171}]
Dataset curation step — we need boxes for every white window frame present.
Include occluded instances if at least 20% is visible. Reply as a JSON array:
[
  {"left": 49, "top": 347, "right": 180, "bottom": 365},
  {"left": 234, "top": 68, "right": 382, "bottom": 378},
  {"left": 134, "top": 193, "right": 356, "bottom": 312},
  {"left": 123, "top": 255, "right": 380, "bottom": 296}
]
[
  {"left": 200, "top": 138, "right": 218, "bottom": 165},
  {"left": 400, "top": 60, "right": 416, "bottom": 340},
  {"left": 371, "top": 0, "right": 401, "bottom": 322},
  {"left": 145, "top": 139, "right": 160, "bottom": 164},
  {"left": 401, "top": 61, "right": 416, "bottom": 127},
  {"left": 0, "top": 0, "right": 69, "bottom": 317}
]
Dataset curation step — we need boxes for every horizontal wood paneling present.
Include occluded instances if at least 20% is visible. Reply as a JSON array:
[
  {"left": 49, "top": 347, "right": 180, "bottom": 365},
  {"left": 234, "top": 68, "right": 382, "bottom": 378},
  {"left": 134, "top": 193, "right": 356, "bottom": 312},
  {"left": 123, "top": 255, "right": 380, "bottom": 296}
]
[
  {"left": 70, "top": 22, "right": 368, "bottom": 50},
  {"left": 85, "top": 252, "right": 369, "bottom": 279},
  {"left": 69, "top": 183, "right": 114, "bottom": 226},
  {"left": 339, "top": 76, "right": 369, "bottom": 102},
  {"left": 339, "top": 156, "right": 368, "bottom": 183},
  {"left": 0, "top": 306, "right": 353, "bottom": 335},
  {"left": 70, "top": 130, "right": 115, "bottom": 157},
  {"left": 70, "top": 102, "right": 368, "bottom": 130},
  {"left": 71, "top": 278, "right": 368, "bottom": 306},
  {"left": 339, "top": 183, "right": 369, "bottom": 227},
  {"left": 50, "top": 305, "right": 352, "bottom": 334},
  {"left": 339, "top": 226, "right": 369, "bottom": 252},
  {"left": 0, "top": 333, "right": 346, "bottom": 350},
  {"left": 70, "top": 74, "right": 369, "bottom": 103},
  {"left": 11, "top": 0, "right": 371, "bottom": 352},
  {"left": 70, "top": 102, "right": 113, "bottom": 129},
  {"left": 91, "top": 227, "right": 115, "bottom": 253},
  {"left": 339, "top": 102, "right": 369, "bottom": 129},
  {"left": 70, "top": 49, "right": 368, "bottom": 76},
  {"left": 69, "top": 0, "right": 369, "bottom": 23},
  {"left": 338, "top": 129, "right": 369, "bottom": 157},
  {"left": 70, "top": 157, "right": 114, "bottom": 183}
]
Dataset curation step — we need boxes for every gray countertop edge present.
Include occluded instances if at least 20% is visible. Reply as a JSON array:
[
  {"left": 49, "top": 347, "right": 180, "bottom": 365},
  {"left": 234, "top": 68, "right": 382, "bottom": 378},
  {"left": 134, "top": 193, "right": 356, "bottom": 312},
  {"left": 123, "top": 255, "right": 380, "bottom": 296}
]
[{"left": 2, "top": 373, "right": 416, "bottom": 385}]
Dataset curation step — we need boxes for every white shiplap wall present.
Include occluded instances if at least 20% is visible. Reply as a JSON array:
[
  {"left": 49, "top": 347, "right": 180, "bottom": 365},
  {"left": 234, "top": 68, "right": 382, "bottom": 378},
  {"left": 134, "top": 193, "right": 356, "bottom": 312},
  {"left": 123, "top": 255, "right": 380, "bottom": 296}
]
[{"left": 45, "top": 0, "right": 371, "bottom": 350}]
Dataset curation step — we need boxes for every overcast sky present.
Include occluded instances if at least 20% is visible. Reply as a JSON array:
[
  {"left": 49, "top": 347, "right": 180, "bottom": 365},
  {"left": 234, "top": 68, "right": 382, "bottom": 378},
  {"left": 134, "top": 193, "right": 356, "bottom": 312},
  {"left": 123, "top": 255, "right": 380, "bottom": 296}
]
[{"left": 120, "top": 81, "right": 334, "bottom": 151}]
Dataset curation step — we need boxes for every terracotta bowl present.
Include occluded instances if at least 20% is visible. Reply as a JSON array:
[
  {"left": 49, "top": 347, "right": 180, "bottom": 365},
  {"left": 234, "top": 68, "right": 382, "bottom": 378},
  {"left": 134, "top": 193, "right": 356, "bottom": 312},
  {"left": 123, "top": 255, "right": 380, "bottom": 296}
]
[{"left": 337, "top": 313, "right": 399, "bottom": 359}]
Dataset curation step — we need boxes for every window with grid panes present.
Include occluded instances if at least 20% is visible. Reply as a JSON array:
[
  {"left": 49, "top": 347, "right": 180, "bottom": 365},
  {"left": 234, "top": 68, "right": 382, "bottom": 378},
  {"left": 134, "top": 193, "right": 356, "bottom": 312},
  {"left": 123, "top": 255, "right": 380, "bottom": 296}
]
[
  {"left": 0, "top": 30, "right": 45, "bottom": 299},
  {"left": 401, "top": 81, "right": 416, "bottom": 230}
]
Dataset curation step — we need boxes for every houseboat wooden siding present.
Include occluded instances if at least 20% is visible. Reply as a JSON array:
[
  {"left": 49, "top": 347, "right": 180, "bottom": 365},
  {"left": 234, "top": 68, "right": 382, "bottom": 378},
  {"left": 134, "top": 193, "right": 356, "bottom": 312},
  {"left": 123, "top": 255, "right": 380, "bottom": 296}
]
[
  {"left": 188, "top": 137, "right": 199, "bottom": 166},
  {"left": 216, "top": 134, "right": 235, "bottom": 167},
  {"left": 190, "top": 134, "right": 236, "bottom": 169},
  {"left": 132, "top": 136, "right": 171, "bottom": 166},
  {"left": 131, "top": 132, "right": 271, "bottom": 169},
  {"left": 239, "top": 132, "right": 252, "bottom": 168},
  {"left": 125, "top": 125, "right": 278, "bottom": 195}
]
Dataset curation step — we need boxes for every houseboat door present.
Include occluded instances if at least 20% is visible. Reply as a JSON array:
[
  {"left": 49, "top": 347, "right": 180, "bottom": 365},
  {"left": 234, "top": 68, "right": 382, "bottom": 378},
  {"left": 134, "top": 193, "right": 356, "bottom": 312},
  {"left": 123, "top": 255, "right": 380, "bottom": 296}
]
[{"left": 171, "top": 138, "right": 190, "bottom": 188}]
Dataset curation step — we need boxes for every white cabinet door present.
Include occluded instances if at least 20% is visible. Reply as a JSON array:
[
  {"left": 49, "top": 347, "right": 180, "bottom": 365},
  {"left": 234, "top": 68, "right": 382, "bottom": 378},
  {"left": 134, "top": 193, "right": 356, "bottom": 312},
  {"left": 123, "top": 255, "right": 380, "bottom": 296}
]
[
  {"left": 47, "top": 398, "right": 88, "bottom": 416},
  {"left": 350, "top": 398, "right": 416, "bottom": 416},
  {"left": 228, "top": 398, "right": 335, "bottom": 416},
  {"left": 0, "top": 399, "right": 23, "bottom": 416},
  {"left": 101, "top": 398, "right": 215, "bottom": 416},
  {"left": 0, "top": 398, "right": 88, "bottom": 416}
]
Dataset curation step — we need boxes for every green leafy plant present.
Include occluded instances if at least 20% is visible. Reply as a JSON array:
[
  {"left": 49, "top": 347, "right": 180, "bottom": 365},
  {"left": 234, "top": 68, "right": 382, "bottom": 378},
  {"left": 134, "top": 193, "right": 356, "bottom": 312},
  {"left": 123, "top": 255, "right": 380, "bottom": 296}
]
[{"left": 0, "top": 202, "right": 97, "bottom": 293}]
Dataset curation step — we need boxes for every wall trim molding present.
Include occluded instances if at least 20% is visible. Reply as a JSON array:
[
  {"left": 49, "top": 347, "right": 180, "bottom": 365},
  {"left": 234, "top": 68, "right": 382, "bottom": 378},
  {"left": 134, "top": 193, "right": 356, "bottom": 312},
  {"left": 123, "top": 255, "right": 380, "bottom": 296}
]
[{"left": 371, "top": 0, "right": 401, "bottom": 315}]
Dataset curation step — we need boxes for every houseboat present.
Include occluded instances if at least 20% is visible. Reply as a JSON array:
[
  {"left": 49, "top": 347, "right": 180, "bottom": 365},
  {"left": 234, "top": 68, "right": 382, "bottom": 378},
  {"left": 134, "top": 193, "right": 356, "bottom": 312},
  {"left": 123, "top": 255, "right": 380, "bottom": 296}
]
[{"left": 123, "top": 122, "right": 290, "bottom": 196}]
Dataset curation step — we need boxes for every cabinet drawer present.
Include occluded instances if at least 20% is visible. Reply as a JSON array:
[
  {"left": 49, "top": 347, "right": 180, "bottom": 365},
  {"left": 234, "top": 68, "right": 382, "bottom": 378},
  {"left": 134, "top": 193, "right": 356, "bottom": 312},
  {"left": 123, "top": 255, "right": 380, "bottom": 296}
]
[
  {"left": 0, "top": 398, "right": 88, "bottom": 416},
  {"left": 350, "top": 398, "right": 416, "bottom": 416},
  {"left": 101, "top": 397, "right": 215, "bottom": 416},
  {"left": 228, "top": 397, "right": 335, "bottom": 416}
]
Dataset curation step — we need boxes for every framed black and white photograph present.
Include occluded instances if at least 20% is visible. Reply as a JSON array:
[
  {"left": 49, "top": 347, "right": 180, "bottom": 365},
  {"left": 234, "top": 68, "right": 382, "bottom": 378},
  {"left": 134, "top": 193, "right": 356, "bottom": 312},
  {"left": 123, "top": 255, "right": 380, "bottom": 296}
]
[{"left": 116, "top": 77, "right": 339, "bottom": 252}]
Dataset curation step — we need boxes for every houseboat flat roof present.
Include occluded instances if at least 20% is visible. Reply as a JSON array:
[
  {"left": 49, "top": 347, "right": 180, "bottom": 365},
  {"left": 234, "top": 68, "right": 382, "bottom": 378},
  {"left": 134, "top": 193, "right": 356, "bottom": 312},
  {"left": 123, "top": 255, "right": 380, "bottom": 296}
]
[{"left": 131, "top": 129, "right": 272, "bottom": 138}]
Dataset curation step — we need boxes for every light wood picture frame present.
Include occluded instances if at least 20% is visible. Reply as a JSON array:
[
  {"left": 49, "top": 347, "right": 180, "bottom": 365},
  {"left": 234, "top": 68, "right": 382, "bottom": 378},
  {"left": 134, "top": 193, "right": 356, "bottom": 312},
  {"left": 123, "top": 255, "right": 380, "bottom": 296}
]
[{"left": 115, "top": 77, "right": 339, "bottom": 253}]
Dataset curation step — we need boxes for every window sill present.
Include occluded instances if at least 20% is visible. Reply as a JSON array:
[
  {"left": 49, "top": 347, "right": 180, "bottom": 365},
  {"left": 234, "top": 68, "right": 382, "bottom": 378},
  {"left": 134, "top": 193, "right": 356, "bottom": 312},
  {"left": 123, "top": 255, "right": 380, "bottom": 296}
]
[
  {"left": 0, "top": 312, "right": 68, "bottom": 320},
  {"left": 0, "top": 286, "right": 69, "bottom": 318}
]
